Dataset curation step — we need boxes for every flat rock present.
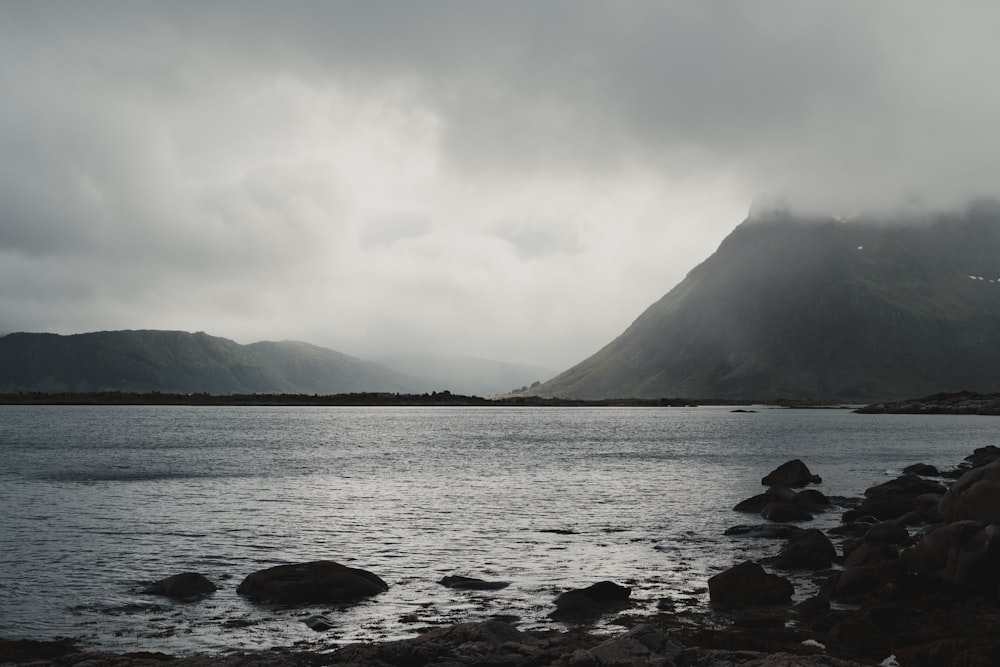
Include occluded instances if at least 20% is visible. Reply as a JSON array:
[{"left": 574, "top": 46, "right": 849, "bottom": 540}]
[
  {"left": 142, "top": 572, "right": 217, "bottom": 598},
  {"left": 236, "top": 560, "right": 388, "bottom": 604}
]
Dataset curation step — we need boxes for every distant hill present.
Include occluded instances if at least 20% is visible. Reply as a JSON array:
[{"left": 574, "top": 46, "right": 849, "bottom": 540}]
[
  {"left": 375, "top": 354, "right": 553, "bottom": 397},
  {"left": 0, "top": 330, "right": 424, "bottom": 394},
  {"left": 532, "top": 201, "right": 1000, "bottom": 401}
]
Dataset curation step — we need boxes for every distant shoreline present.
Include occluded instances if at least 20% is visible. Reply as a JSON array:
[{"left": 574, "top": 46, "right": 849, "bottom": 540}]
[{"left": 0, "top": 390, "right": 842, "bottom": 408}]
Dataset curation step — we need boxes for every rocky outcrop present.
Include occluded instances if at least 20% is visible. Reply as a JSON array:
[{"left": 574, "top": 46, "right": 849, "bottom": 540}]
[
  {"left": 762, "top": 459, "right": 822, "bottom": 487},
  {"left": 707, "top": 561, "right": 793, "bottom": 610},
  {"left": 550, "top": 581, "right": 632, "bottom": 620},
  {"left": 141, "top": 572, "right": 217, "bottom": 598},
  {"left": 236, "top": 560, "right": 388, "bottom": 604}
]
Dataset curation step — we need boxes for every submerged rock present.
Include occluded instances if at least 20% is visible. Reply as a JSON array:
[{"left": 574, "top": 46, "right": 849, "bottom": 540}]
[
  {"left": 142, "top": 572, "right": 217, "bottom": 598},
  {"left": 439, "top": 575, "right": 510, "bottom": 590},
  {"left": 237, "top": 560, "right": 388, "bottom": 604}
]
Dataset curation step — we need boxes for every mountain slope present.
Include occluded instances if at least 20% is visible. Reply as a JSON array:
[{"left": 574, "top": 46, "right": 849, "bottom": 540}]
[
  {"left": 534, "top": 201, "right": 1000, "bottom": 401},
  {"left": 0, "top": 330, "right": 423, "bottom": 394}
]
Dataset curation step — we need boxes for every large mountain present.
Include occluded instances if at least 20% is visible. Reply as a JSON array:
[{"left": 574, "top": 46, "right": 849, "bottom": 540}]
[
  {"left": 0, "top": 330, "right": 424, "bottom": 394},
  {"left": 533, "top": 201, "right": 1000, "bottom": 401}
]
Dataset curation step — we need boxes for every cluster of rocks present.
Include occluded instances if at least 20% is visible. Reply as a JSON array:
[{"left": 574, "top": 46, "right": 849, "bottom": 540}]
[
  {"left": 856, "top": 391, "right": 1000, "bottom": 415},
  {"left": 712, "top": 448, "right": 1000, "bottom": 665}
]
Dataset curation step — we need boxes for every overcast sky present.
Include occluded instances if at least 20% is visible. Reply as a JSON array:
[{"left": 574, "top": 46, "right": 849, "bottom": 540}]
[{"left": 2, "top": 2, "right": 999, "bottom": 369}]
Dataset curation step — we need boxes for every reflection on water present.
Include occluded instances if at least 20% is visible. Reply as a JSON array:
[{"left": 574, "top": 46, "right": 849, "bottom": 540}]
[{"left": 0, "top": 405, "right": 991, "bottom": 654}]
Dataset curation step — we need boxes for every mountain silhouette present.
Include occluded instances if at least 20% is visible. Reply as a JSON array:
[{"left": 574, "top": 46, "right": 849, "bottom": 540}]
[
  {"left": 533, "top": 201, "right": 1000, "bottom": 401},
  {"left": 0, "top": 330, "right": 423, "bottom": 394}
]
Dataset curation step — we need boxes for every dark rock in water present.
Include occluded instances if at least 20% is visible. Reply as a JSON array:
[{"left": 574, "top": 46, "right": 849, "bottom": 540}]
[
  {"left": 733, "top": 486, "right": 795, "bottom": 513},
  {"left": 903, "top": 520, "right": 1000, "bottom": 589},
  {"left": 303, "top": 614, "right": 335, "bottom": 632},
  {"left": 724, "top": 523, "right": 804, "bottom": 539},
  {"left": 142, "top": 572, "right": 217, "bottom": 598},
  {"left": 863, "top": 520, "right": 909, "bottom": 545},
  {"left": 939, "top": 458, "right": 1000, "bottom": 524},
  {"left": 761, "top": 459, "right": 822, "bottom": 488},
  {"left": 550, "top": 580, "right": 631, "bottom": 620},
  {"left": 760, "top": 501, "right": 813, "bottom": 522},
  {"left": 237, "top": 560, "right": 388, "bottom": 604},
  {"left": 843, "top": 541, "right": 899, "bottom": 568},
  {"left": 571, "top": 623, "right": 684, "bottom": 665},
  {"left": 707, "top": 561, "right": 793, "bottom": 610},
  {"left": 903, "top": 462, "right": 940, "bottom": 476},
  {"left": 865, "top": 474, "right": 946, "bottom": 497},
  {"left": 821, "top": 560, "right": 906, "bottom": 603},
  {"left": 827, "top": 521, "right": 876, "bottom": 539},
  {"left": 792, "top": 595, "right": 830, "bottom": 614},
  {"left": 963, "top": 445, "right": 1000, "bottom": 469},
  {"left": 439, "top": 575, "right": 510, "bottom": 590},
  {"left": 791, "top": 488, "right": 832, "bottom": 512},
  {"left": 842, "top": 494, "right": 923, "bottom": 523},
  {"left": 770, "top": 529, "right": 837, "bottom": 570}
]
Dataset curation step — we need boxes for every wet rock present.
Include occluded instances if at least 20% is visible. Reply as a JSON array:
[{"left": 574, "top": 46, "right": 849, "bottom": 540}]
[
  {"left": 903, "top": 463, "right": 940, "bottom": 476},
  {"left": 770, "top": 529, "right": 836, "bottom": 570},
  {"left": 761, "top": 459, "right": 822, "bottom": 488},
  {"left": 550, "top": 581, "right": 631, "bottom": 620},
  {"left": 863, "top": 521, "right": 909, "bottom": 545},
  {"left": 865, "top": 474, "right": 946, "bottom": 498},
  {"left": 734, "top": 486, "right": 795, "bottom": 513},
  {"left": 821, "top": 560, "right": 906, "bottom": 603},
  {"left": 962, "top": 445, "right": 1000, "bottom": 469},
  {"left": 903, "top": 520, "right": 1000, "bottom": 589},
  {"left": 567, "top": 623, "right": 683, "bottom": 666},
  {"left": 792, "top": 595, "right": 830, "bottom": 614},
  {"left": 896, "top": 638, "right": 1000, "bottom": 667},
  {"left": 791, "top": 488, "right": 832, "bottom": 512},
  {"left": 236, "top": 560, "right": 388, "bottom": 604},
  {"left": 827, "top": 521, "right": 875, "bottom": 539},
  {"left": 303, "top": 614, "right": 335, "bottom": 631},
  {"left": 724, "top": 523, "right": 805, "bottom": 539},
  {"left": 761, "top": 501, "right": 813, "bottom": 523},
  {"left": 841, "top": 494, "right": 922, "bottom": 523},
  {"left": 142, "top": 572, "right": 217, "bottom": 598},
  {"left": 842, "top": 541, "right": 899, "bottom": 568},
  {"left": 439, "top": 574, "right": 510, "bottom": 590},
  {"left": 939, "top": 458, "right": 1000, "bottom": 524},
  {"left": 708, "top": 561, "right": 793, "bottom": 610}
]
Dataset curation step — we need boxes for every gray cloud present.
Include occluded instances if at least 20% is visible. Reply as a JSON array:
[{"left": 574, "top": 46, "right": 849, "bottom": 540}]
[{"left": 2, "top": 2, "right": 999, "bottom": 366}]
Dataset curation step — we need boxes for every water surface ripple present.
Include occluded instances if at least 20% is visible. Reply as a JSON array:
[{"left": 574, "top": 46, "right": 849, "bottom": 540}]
[{"left": 0, "top": 405, "right": 991, "bottom": 653}]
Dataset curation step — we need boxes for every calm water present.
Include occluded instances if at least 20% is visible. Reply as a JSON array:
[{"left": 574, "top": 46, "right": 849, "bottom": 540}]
[{"left": 0, "top": 405, "right": 994, "bottom": 654}]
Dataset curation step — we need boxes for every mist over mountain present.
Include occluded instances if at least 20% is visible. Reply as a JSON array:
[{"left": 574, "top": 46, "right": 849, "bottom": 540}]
[
  {"left": 0, "top": 330, "right": 424, "bottom": 395},
  {"left": 532, "top": 201, "right": 1000, "bottom": 401}
]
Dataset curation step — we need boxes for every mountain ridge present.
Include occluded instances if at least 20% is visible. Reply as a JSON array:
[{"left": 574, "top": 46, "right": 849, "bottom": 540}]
[
  {"left": 531, "top": 202, "right": 1000, "bottom": 401},
  {"left": 0, "top": 329, "right": 425, "bottom": 395}
]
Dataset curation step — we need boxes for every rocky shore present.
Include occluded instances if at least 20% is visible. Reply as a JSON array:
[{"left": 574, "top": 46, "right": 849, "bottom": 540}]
[
  {"left": 855, "top": 391, "right": 1000, "bottom": 415},
  {"left": 6, "top": 448, "right": 1000, "bottom": 666}
]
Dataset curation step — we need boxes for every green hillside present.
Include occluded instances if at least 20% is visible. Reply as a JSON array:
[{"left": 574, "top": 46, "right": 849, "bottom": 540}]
[{"left": 534, "top": 201, "right": 1000, "bottom": 401}]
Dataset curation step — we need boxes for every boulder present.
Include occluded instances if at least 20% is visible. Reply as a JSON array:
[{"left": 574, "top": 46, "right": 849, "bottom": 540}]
[
  {"left": 903, "top": 463, "right": 940, "bottom": 476},
  {"left": 724, "top": 524, "right": 804, "bottom": 539},
  {"left": 439, "top": 575, "right": 510, "bottom": 591},
  {"left": 962, "top": 445, "right": 1000, "bottom": 469},
  {"left": 863, "top": 521, "right": 909, "bottom": 545},
  {"left": 236, "top": 560, "right": 388, "bottom": 604},
  {"left": 761, "top": 459, "right": 822, "bottom": 487},
  {"left": 903, "top": 520, "right": 1000, "bottom": 590},
  {"left": 770, "top": 529, "right": 837, "bottom": 570},
  {"left": 567, "top": 623, "right": 683, "bottom": 666},
  {"left": 733, "top": 486, "right": 795, "bottom": 513},
  {"left": 842, "top": 541, "right": 899, "bottom": 568},
  {"left": 707, "top": 561, "right": 793, "bottom": 610},
  {"left": 842, "top": 494, "right": 922, "bottom": 523},
  {"left": 760, "top": 501, "right": 813, "bottom": 523},
  {"left": 939, "top": 458, "right": 1000, "bottom": 524},
  {"left": 791, "top": 488, "right": 832, "bottom": 512},
  {"left": 550, "top": 581, "right": 631, "bottom": 620},
  {"left": 142, "top": 572, "right": 216, "bottom": 598},
  {"left": 865, "top": 474, "right": 946, "bottom": 497}
]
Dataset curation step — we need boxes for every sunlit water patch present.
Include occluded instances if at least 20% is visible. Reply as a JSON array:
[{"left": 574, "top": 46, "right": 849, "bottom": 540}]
[{"left": 0, "top": 405, "right": 993, "bottom": 654}]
